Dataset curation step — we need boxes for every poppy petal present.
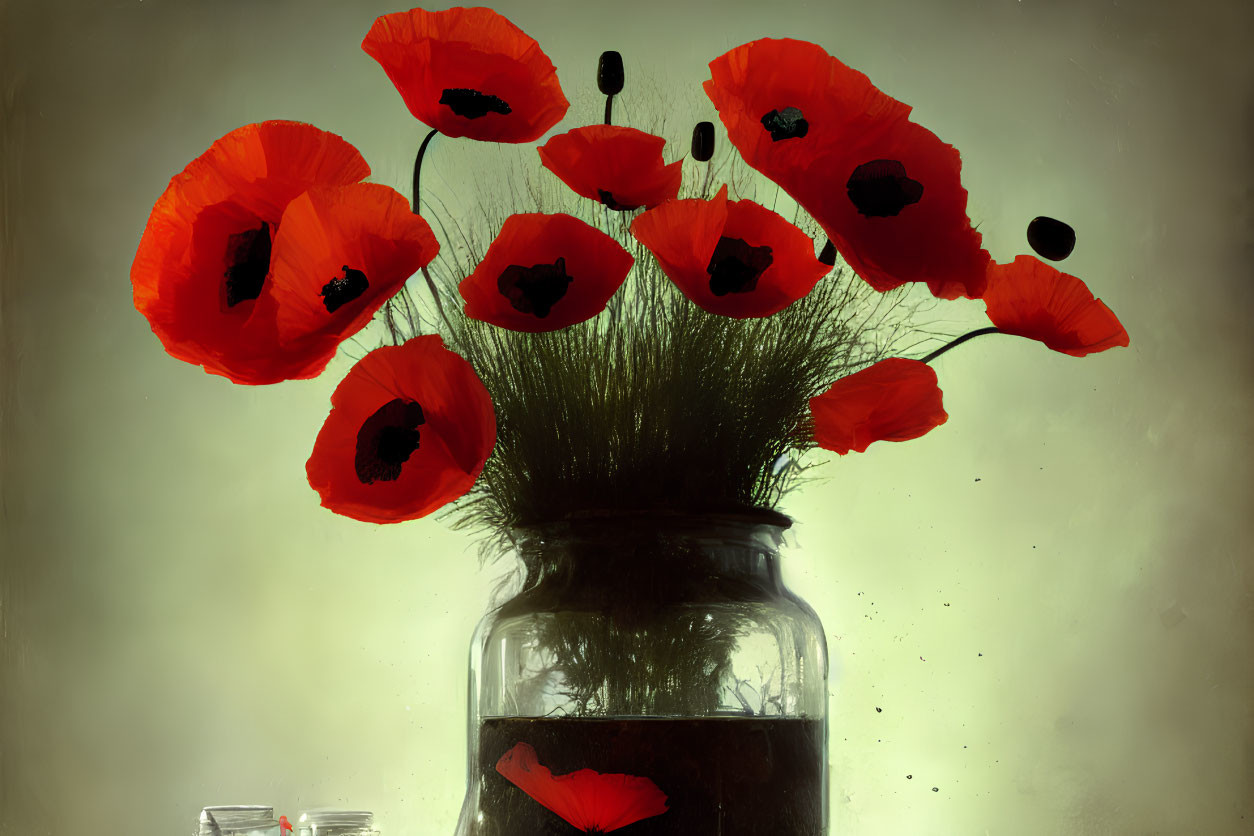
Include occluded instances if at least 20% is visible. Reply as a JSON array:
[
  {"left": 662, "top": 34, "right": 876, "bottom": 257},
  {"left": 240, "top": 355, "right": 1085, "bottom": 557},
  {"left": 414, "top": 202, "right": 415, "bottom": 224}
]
[
  {"left": 495, "top": 742, "right": 669, "bottom": 833},
  {"left": 631, "top": 185, "right": 828, "bottom": 318},
  {"left": 305, "top": 335, "right": 496, "bottom": 524},
  {"left": 362, "top": 7, "right": 569, "bottom": 143},
  {"left": 704, "top": 39, "right": 909, "bottom": 186},
  {"left": 810, "top": 358, "right": 948, "bottom": 454},
  {"left": 267, "top": 183, "right": 440, "bottom": 350},
  {"left": 131, "top": 121, "right": 370, "bottom": 384},
  {"left": 983, "top": 255, "right": 1129, "bottom": 357},
  {"left": 460, "top": 213, "right": 634, "bottom": 332},
  {"left": 538, "top": 125, "right": 683, "bottom": 211},
  {"left": 705, "top": 39, "right": 989, "bottom": 299},
  {"left": 793, "top": 121, "right": 991, "bottom": 300}
]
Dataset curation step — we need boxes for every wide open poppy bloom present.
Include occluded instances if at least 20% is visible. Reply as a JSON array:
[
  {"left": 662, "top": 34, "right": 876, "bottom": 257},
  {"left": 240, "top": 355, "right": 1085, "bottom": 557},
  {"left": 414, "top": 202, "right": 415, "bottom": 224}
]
[
  {"left": 630, "top": 184, "right": 828, "bottom": 318},
  {"left": 538, "top": 125, "right": 683, "bottom": 211},
  {"left": 266, "top": 183, "right": 439, "bottom": 350},
  {"left": 361, "top": 6, "right": 569, "bottom": 143},
  {"left": 460, "top": 213, "right": 634, "bottom": 332},
  {"left": 704, "top": 38, "right": 909, "bottom": 186},
  {"left": 705, "top": 38, "right": 989, "bottom": 300},
  {"left": 810, "top": 358, "right": 948, "bottom": 454},
  {"left": 306, "top": 335, "right": 496, "bottom": 524},
  {"left": 131, "top": 121, "right": 372, "bottom": 384},
  {"left": 496, "top": 742, "right": 669, "bottom": 833},
  {"left": 983, "top": 255, "right": 1129, "bottom": 357}
]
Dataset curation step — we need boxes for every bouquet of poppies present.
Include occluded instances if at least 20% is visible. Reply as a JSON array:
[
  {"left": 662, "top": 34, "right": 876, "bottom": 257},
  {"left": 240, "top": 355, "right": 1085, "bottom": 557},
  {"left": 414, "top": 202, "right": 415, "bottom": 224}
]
[{"left": 131, "top": 6, "right": 1129, "bottom": 554}]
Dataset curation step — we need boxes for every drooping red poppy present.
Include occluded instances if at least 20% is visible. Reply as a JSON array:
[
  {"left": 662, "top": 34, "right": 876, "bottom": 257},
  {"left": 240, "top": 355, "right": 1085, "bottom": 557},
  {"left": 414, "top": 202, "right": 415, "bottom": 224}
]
[
  {"left": 265, "top": 183, "right": 439, "bottom": 350},
  {"left": 460, "top": 213, "right": 634, "bottom": 332},
  {"left": 538, "top": 125, "right": 683, "bottom": 211},
  {"left": 131, "top": 121, "right": 371, "bottom": 384},
  {"left": 306, "top": 335, "right": 496, "bottom": 524},
  {"left": 810, "top": 358, "right": 948, "bottom": 454},
  {"left": 361, "top": 6, "right": 569, "bottom": 143},
  {"left": 983, "top": 255, "right": 1129, "bottom": 357},
  {"left": 495, "top": 742, "right": 669, "bottom": 833},
  {"left": 704, "top": 38, "right": 909, "bottom": 187},
  {"left": 630, "top": 184, "right": 828, "bottom": 318},
  {"left": 705, "top": 38, "right": 990, "bottom": 300}
]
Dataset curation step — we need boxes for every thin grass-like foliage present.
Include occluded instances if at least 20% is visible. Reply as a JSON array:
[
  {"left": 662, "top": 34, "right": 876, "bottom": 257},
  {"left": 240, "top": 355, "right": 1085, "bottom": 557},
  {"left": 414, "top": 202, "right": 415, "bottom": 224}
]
[{"left": 375, "top": 100, "right": 924, "bottom": 561}]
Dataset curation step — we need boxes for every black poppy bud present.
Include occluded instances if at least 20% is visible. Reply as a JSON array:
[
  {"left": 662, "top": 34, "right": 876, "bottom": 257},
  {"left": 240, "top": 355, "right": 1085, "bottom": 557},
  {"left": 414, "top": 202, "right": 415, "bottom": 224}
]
[
  {"left": 691, "top": 121, "right": 715, "bottom": 162},
  {"left": 818, "top": 239, "right": 837, "bottom": 266},
  {"left": 598, "top": 51, "right": 624, "bottom": 96},
  {"left": 1026, "top": 216, "right": 1076, "bottom": 261}
]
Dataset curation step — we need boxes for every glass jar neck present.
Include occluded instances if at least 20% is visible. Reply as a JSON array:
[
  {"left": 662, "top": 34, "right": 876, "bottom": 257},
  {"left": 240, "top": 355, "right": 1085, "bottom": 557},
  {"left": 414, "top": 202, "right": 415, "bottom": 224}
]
[{"left": 505, "top": 509, "right": 793, "bottom": 613}]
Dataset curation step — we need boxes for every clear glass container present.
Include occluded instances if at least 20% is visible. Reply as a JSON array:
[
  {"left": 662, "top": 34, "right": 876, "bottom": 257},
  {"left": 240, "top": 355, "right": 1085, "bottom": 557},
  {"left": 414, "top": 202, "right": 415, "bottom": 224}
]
[
  {"left": 454, "top": 509, "right": 829, "bottom": 835},
  {"left": 296, "top": 809, "right": 379, "bottom": 836},
  {"left": 197, "top": 806, "right": 280, "bottom": 836}
]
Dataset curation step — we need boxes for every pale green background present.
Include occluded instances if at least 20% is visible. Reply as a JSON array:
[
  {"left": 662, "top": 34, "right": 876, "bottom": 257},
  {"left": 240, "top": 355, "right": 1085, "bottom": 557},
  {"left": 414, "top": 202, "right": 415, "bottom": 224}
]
[{"left": 2, "top": 0, "right": 1251, "bottom": 834}]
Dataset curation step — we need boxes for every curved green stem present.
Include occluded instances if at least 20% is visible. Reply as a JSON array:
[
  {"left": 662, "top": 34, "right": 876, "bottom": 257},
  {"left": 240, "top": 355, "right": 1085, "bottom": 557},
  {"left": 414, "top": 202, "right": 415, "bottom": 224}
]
[{"left": 921, "top": 326, "right": 1000, "bottom": 363}]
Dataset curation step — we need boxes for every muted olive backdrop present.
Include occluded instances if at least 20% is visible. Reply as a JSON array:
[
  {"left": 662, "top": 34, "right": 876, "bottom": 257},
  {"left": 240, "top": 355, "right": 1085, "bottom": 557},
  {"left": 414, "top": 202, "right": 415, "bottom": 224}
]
[{"left": 2, "top": 0, "right": 1252, "bottom": 833}]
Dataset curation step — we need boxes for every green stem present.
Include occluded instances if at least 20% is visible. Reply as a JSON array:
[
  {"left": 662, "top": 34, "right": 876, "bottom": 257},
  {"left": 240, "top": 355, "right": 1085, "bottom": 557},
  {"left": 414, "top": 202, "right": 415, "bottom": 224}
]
[{"left": 921, "top": 326, "right": 1000, "bottom": 363}]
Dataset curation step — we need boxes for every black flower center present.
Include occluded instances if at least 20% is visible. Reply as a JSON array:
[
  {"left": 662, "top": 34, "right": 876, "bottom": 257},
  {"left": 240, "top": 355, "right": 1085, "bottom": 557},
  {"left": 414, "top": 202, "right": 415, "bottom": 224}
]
[
  {"left": 320, "top": 265, "right": 369, "bottom": 313},
  {"left": 355, "top": 398, "right": 426, "bottom": 485},
  {"left": 846, "top": 159, "right": 924, "bottom": 218},
  {"left": 597, "top": 189, "right": 641, "bottom": 212},
  {"left": 497, "top": 257, "right": 572, "bottom": 318},
  {"left": 222, "top": 221, "right": 271, "bottom": 308},
  {"left": 440, "top": 88, "right": 512, "bottom": 119},
  {"left": 760, "top": 107, "right": 809, "bottom": 141},
  {"left": 706, "top": 236, "right": 773, "bottom": 296}
]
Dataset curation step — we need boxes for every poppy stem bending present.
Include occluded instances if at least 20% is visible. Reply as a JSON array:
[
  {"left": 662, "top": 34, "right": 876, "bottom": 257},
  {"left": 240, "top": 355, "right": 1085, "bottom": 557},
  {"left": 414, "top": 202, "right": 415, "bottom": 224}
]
[
  {"left": 604, "top": 94, "right": 614, "bottom": 125},
  {"left": 921, "top": 326, "right": 1000, "bottom": 364},
  {"left": 411, "top": 128, "right": 440, "bottom": 215}
]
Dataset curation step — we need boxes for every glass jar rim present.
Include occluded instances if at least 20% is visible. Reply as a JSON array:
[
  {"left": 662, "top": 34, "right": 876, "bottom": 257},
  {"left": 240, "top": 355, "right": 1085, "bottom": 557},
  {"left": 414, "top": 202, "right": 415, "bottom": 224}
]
[{"left": 511, "top": 506, "right": 793, "bottom": 536}]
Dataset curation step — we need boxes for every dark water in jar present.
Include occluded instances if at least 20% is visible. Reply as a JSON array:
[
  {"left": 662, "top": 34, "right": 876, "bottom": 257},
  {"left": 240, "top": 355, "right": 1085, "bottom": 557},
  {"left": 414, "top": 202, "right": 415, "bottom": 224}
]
[{"left": 472, "top": 716, "right": 826, "bottom": 835}]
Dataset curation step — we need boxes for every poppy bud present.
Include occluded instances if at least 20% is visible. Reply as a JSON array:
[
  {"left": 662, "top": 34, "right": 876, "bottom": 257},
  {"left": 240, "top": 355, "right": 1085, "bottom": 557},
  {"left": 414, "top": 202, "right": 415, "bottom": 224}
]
[
  {"left": 691, "top": 121, "right": 715, "bottom": 162},
  {"left": 1026, "top": 216, "right": 1076, "bottom": 261},
  {"left": 598, "top": 51, "right": 624, "bottom": 96},
  {"left": 818, "top": 239, "right": 837, "bottom": 266}
]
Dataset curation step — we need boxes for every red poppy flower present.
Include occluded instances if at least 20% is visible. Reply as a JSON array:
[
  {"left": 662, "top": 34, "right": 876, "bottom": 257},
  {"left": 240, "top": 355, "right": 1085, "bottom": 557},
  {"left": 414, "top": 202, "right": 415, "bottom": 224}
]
[
  {"left": 630, "top": 185, "right": 828, "bottom": 318},
  {"left": 306, "top": 335, "right": 496, "bottom": 524},
  {"left": 131, "top": 121, "right": 371, "bottom": 384},
  {"left": 460, "top": 213, "right": 633, "bottom": 332},
  {"left": 538, "top": 125, "right": 683, "bottom": 211},
  {"left": 704, "top": 38, "right": 909, "bottom": 186},
  {"left": 265, "top": 183, "right": 439, "bottom": 350},
  {"left": 983, "top": 255, "right": 1129, "bottom": 357},
  {"left": 361, "top": 6, "right": 569, "bottom": 143},
  {"left": 810, "top": 358, "right": 948, "bottom": 454},
  {"left": 495, "top": 742, "right": 669, "bottom": 833},
  {"left": 705, "top": 38, "right": 989, "bottom": 300}
]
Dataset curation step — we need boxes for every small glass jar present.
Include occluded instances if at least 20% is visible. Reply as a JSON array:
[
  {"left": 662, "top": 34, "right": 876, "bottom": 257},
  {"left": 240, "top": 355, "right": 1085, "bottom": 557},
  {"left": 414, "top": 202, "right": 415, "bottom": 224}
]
[
  {"left": 197, "top": 806, "right": 281, "bottom": 836},
  {"left": 295, "top": 810, "right": 379, "bottom": 836},
  {"left": 454, "top": 509, "right": 829, "bottom": 835}
]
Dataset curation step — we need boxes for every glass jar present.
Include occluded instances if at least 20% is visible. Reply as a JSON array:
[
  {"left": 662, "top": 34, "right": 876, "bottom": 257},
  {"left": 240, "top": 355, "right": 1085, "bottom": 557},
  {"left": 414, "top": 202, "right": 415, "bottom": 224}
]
[
  {"left": 454, "top": 509, "right": 829, "bottom": 835},
  {"left": 295, "top": 810, "right": 379, "bottom": 836},
  {"left": 197, "top": 806, "right": 280, "bottom": 836}
]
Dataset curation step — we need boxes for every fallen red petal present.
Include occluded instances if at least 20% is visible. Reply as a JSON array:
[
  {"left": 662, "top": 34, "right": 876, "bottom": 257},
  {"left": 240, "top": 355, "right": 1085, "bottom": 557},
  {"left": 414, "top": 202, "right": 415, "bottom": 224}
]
[{"left": 495, "top": 742, "right": 669, "bottom": 833}]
